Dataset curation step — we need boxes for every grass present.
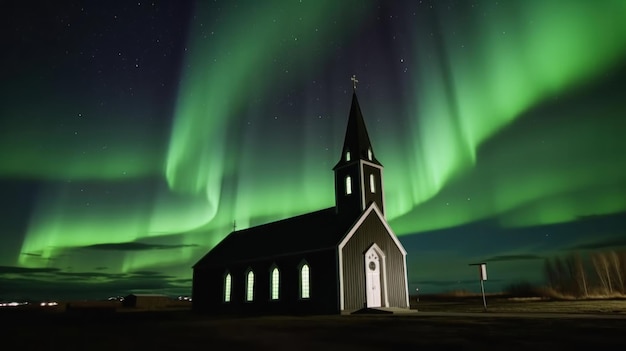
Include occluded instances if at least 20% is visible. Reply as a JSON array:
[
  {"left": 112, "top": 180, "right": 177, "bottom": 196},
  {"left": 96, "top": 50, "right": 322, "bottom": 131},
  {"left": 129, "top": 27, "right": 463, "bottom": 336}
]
[
  {"left": 2, "top": 296, "right": 626, "bottom": 350},
  {"left": 412, "top": 293, "right": 626, "bottom": 314}
]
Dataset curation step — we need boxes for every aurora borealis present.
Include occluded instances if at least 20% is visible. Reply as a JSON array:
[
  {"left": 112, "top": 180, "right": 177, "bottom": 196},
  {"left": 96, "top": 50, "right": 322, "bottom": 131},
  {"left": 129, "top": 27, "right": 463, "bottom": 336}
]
[{"left": 1, "top": 0, "right": 625, "bottom": 301}]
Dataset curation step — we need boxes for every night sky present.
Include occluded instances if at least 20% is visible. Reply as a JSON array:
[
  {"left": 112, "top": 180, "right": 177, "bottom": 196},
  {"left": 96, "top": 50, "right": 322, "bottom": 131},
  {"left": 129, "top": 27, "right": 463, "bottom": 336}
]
[{"left": 1, "top": 0, "right": 626, "bottom": 301}]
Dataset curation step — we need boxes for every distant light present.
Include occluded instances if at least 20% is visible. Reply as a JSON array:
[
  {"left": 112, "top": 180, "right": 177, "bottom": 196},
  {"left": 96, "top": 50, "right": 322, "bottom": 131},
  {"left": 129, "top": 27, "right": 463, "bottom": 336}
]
[{"left": 0, "top": 301, "right": 28, "bottom": 308}]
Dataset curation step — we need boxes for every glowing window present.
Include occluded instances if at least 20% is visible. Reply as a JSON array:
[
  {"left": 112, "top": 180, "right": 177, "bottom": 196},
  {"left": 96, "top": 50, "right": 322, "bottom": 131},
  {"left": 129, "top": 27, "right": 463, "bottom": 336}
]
[
  {"left": 367, "top": 148, "right": 373, "bottom": 160},
  {"left": 370, "top": 174, "right": 375, "bottom": 193},
  {"left": 300, "top": 264, "right": 310, "bottom": 299},
  {"left": 245, "top": 270, "right": 254, "bottom": 302},
  {"left": 345, "top": 151, "right": 351, "bottom": 161},
  {"left": 345, "top": 176, "right": 352, "bottom": 195},
  {"left": 271, "top": 267, "right": 280, "bottom": 300},
  {"left": 224, "top": 273, "right": 232, "bottom": 302}
]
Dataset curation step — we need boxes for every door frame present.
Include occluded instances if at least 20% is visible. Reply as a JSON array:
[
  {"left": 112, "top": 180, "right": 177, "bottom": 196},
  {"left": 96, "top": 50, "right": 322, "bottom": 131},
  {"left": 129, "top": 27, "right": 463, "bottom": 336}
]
[{"left": 364, "top": 243, "right": 389, "bottom": 307}]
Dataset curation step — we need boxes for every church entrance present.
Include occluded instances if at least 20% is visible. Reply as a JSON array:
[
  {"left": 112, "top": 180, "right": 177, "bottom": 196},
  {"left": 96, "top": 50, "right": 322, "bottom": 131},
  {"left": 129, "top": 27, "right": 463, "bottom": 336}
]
[{"left": 365, "top": 246, "right": 382, "bottom": 307}]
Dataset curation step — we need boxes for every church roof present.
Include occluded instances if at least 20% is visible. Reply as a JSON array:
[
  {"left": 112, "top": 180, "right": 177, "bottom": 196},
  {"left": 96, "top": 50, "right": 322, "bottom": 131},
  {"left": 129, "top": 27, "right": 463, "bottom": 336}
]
[
  {"left": 194, "top": 207, "right": 357, "bottom": 267},
  {"left": 334, "top": 92, "right": 381, "bottom": 169}
]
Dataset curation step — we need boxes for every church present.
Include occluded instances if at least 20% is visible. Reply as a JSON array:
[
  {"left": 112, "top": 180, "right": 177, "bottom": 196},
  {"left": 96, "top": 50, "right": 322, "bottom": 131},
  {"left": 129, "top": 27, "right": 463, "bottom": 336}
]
[{"left": 192, "top": 82, "right": 410, "bottom": 315}]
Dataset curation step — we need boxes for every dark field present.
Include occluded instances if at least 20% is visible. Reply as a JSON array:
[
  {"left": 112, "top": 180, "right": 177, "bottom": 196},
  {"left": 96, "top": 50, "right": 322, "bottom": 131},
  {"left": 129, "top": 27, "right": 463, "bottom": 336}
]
[{"left": 3, "top": 297, "right": 626, "bottom": 350}]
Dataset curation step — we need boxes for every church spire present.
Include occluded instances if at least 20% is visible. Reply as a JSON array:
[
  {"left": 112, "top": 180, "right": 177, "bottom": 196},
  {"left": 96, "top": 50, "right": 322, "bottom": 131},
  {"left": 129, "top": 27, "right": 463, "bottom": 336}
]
[
  {"left": 333, "top": 87, "right": 381, "bottom": 171},
  {"left": 333, "top": 77, "right": 385, "bottom": 218}
]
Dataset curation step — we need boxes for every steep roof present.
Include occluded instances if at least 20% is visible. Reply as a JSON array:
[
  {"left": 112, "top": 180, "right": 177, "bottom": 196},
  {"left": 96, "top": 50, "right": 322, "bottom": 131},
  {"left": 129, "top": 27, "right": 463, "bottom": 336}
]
[
  {"left": 194, "top": 207, "right": 357, "bottom": 267},
  {"left": 334, "top": 92, "right": 381, "bottom": 169}
]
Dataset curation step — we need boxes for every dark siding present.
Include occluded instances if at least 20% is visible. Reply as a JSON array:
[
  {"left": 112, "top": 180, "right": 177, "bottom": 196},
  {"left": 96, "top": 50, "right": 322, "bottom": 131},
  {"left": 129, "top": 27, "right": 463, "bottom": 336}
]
[
  {"left": 192, "top": 249, "right": 340, "bottom": 315},
  {"left": 335, "top": 165, "right": 363, "bottom": 218},
  {"left": 341, "top": 212, "right": 407, "bottom": 310}
]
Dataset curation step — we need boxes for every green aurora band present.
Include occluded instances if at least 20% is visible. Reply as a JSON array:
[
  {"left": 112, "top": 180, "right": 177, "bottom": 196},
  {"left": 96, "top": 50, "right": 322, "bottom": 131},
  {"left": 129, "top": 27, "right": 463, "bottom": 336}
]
[
  {"left": 18, "top": 1, "right": 372, "bottom": 270},
  {"left": 17, "top": 1, "right": 626, "bottom": 278},
  {"left": 388, "top": 0, "right": 626, "bottom": 233}
]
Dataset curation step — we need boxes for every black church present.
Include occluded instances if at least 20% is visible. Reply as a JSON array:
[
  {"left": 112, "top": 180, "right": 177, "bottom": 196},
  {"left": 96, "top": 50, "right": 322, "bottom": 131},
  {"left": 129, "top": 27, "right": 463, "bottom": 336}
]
[{"left": 192, "top": 86, "right": 410, "bottom": 315}]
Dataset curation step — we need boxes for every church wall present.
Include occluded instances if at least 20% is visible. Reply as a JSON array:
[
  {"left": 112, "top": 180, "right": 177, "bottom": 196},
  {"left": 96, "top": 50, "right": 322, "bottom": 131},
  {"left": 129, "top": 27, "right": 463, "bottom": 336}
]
[
  {"left": 341, "top": 212, "right": 408, "bottom": 310},
  {"left": 361, "top": 163, "right": 384, "bottom": 214},
  {"left": 192, "top": 249, "right": 340, "bottom": 315},
  {"left": 334, "top": 165, "right": 362, "bottom": 217}
]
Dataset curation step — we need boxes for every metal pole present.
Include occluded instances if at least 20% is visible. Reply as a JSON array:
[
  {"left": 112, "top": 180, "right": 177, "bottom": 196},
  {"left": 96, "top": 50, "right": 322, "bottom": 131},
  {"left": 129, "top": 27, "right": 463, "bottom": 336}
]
[
  {"left": 469, "top": 262, "right": 488, "bottom": 312},
  {"left": 480, "top": 279, "right": 487, "bottom": 312}
]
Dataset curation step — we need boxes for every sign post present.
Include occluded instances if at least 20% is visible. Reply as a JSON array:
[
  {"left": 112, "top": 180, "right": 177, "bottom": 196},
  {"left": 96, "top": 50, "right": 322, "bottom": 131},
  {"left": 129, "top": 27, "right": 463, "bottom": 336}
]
[{"left": 469, "top": 263, "right": 488, "bottom": 312}]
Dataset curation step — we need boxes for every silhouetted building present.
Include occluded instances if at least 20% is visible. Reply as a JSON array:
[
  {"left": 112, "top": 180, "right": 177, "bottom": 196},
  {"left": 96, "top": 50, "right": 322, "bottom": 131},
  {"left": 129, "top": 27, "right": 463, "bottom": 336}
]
[
  {"left": 192, "top": 90, "right": 409, "bottom": 315},
  {"left": 123, "top": 293, "right": 171, "bottom": 309}
]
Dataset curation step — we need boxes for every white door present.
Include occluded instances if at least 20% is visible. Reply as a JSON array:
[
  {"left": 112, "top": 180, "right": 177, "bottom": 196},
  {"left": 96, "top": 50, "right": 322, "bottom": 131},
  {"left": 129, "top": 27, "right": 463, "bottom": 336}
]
[{"left": 365, "top": 248, "right": 381, "bottom": 307}]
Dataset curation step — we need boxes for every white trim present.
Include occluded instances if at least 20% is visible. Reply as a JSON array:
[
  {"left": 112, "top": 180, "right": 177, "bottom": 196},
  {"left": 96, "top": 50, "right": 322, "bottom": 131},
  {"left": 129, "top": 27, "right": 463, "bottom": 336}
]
[
  {"left": 359, "top": 160, "right": 385, "bottom": 217},
  {"left": 223, "top": 272, "right": 232, "bottom": 303},
  {"left": 359, "top": 161, "right": 366, "bottom": 211},
  {"left": 364, "top": 243, "right": 389, "bottom": 307},
  {"left": 298, "top": 260, "right": 311, "bottom": 300},
  {"left": 338, "top": 207, "right": 370, "bottom": 311},
  {"left": 269, "top": 264, "right": 280, "bottom": 301},
  {"left": 338, "top": 202, "right": 407, "bottom": 311},
  {"left": 245, "top": 269, "right": 255, "bottom": 302},
  {"left": 338, "top": 248, "right": 344, "bottom": 310},
  {"left": 339, "top": 203, "right": 407, "bottom": 255},
  {"left": 380, "top": 165, "right": 386, "bottom": 219},
  {"left": 403, "top": 254, "right": 410, "bottom": 307},
  {"left": 361, "top": 159, "right": 382, "bottom": 169}
]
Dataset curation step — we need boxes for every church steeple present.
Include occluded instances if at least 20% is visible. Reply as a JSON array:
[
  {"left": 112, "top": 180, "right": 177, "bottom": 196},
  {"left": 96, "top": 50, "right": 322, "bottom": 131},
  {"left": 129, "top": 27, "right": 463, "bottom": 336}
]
[
  {"left": 333, "top": 78, "right": 385, "bottom": 218},
  {"left": 333, "top": 92, "right": 382, "bottom": 170}
]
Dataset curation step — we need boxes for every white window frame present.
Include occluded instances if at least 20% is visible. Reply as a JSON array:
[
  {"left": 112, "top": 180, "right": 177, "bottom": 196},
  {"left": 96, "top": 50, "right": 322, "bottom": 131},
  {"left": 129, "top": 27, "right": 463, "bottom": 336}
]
[
  {"left": 224, "top": 272, "right": 232, "bottom": 303},
  {"left": 300, "top": 263, "right": 310, "bottom": 299},
  {"left": 270, "top": 266, "right": 280, "bottom": 301},
  {"left": 245, "top": 269, "right": 254, "bottom": 302}
]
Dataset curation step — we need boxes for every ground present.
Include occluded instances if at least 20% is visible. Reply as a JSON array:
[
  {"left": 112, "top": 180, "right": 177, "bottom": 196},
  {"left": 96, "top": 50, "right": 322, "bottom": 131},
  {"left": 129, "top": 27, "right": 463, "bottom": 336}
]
[{"left": 2, "top": 296, "right": 625, "bottom": 350}]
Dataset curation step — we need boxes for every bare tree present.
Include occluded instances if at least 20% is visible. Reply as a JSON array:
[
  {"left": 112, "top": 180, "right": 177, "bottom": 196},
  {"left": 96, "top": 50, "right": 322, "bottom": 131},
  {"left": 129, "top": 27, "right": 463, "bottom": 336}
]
[
  {"left": 619, "top": 251, "right": 626, "bottom": 293},
  {"left": 554, "top": 256, "right": 568, "bottom": 294},
  {"left": 609, "top": 251, "right": 624, "bottom": 294},
  {"left": 568, "top": 253, "right": 588, "bottom": 297},
  {"left": 544, "top": 258, "right": 559, "bottom": 292},
  {"left": 544, "top": 258, "right": 556, "bottom": 289},
  {"left": 592, "top": 252, "right": 612, "bottom": 294}
]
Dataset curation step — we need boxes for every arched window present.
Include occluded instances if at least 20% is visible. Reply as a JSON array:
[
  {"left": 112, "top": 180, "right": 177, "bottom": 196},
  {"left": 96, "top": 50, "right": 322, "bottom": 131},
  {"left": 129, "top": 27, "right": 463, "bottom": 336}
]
[
  {"left": 370, "top": 174, "right": 376, "bottom": 193},
  {"left": 245, "top": 270, "right": 254, "bottom": 302},
  {"left": 270, "top": 267, "right": 280, "bottom": 300},
  {"left": 300, "top": 264, "right": 310, "bottom": 299},
  {"left": 224, "top": 273, "right": 232, "bottom": 302},
  {"left": 345, "top": 176, "right": 352, "bottom": 195},
  {"left": 345, "top": 150, "right": 351, "bottom": 161},
  {"left": 367, "top": 148, "right": 373, "bottom": 161}
]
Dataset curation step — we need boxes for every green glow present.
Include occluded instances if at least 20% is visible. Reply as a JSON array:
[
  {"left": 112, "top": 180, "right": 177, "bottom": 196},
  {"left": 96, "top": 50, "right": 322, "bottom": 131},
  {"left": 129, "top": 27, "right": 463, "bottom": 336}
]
[
  {"left": 388, "top": 0, "right": 626, "bottom": 232},
  {"left": 19, "top": 1, "right": 370, "bottom": 274},
  {"left": 390, "top": 94, "right": 626, "bottom": 234},
  {"left": 11, "top": 1, "right": 626, "bottom": 296},
  {"left": 165, "top": 1, "right": 369, "bottom": 225},
  {"left": 0, "top": 94, "right": 163, "bottom": 180}
]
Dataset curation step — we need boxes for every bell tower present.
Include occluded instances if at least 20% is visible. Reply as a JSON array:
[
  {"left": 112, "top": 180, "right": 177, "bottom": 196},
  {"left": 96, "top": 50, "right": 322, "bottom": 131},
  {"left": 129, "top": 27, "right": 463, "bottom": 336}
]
[{"left": 333, "top": 76, "right": 385, "bottom": 219}]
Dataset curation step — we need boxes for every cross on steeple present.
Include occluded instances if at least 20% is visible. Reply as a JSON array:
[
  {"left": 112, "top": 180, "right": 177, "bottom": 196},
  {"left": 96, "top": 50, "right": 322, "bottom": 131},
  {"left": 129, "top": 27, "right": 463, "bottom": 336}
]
[{"left": 351, "top": 75, "right": 359, "bottom": 90}]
